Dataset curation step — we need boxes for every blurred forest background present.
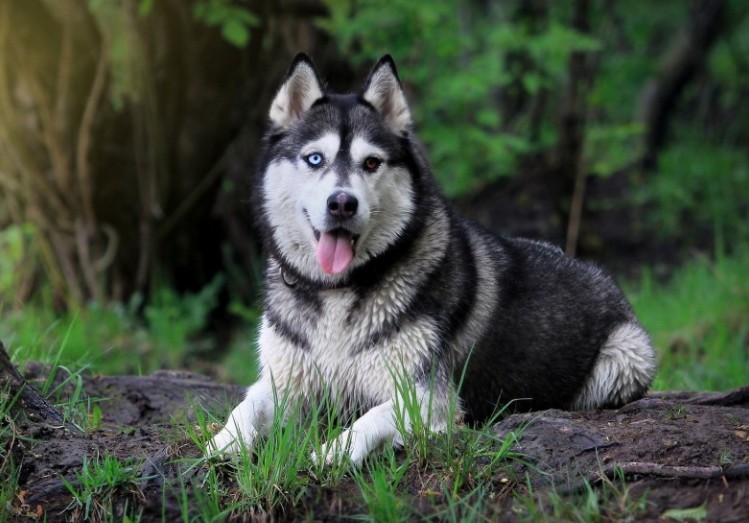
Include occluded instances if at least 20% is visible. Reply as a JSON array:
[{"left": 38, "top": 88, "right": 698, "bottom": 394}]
[{"left": 0, "top": 0, "right": 747, "bottom": 390}]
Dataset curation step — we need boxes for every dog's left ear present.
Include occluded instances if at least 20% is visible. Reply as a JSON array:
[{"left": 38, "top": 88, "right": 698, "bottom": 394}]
[
  {"left": 361, "top": 55, "right": 412, "bottom": 133},
  {"left": 269, "top": 53, "right": 324, "bottom": 128}
]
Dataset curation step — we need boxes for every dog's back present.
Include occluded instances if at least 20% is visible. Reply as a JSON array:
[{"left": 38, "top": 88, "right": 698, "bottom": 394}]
[{"left": 448, "top": 220, "right": 654, "bottom": 420}]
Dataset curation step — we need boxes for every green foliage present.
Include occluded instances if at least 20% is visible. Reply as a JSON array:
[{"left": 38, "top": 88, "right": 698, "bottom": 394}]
[
  {"left": 88, "top": 0, "right": 137, "bottom": 111},
  {"left": 137, "top": 0, "right": 155, "bottom": 17},
  {"left": 321, "top": 0, "right": 598, "bottom": 196},
  {"left": 216, "top": 325, "right": 261, "bottom": 385},
  {"left": 144, "top": 274, "right": 224, "bottom": 358},
  {"left": 628, "top": 245, "right": 749, "bottom": 390},
  {"left": 0, "top": 223, "right": 35, "bottom": 304},
  {"left": 584, "top": 123, "right": 644, "bottom": 177},
  {"left": 0, "top": 275, "right": 228, "bottom": 375},
  {"left": 639, "top": 140, "right": 749, "bottom": 243},
  {"left": 192, "top": 0, "right": 260, "bottom": 48}
]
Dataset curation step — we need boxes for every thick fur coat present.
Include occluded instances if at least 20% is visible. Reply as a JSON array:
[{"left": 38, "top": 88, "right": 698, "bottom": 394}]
[{"left": 209, "top": 54, "right": 657, "bottom": 465}]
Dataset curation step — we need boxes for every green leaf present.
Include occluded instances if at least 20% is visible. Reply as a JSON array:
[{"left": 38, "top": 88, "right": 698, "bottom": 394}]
[
  {"left": 232, "top": 9, "right": 261, "bottom": 27},
  {"left": 662, "top": 505, "right": 708, "bottom": 521},
  {"left": 221, "top": 19, "right": 250, "bottom": 48}
]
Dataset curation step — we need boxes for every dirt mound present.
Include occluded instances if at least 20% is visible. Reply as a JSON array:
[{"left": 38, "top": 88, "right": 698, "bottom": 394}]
[
  {"left": 494, "top": 393, "right": 749, "bottom": 521},
  {"left": 2, "top": 344, "right": 747, "bottom": 522}
]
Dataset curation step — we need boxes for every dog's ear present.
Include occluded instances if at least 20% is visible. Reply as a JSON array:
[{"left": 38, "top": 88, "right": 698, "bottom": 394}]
[
  {"left": 269, "top": 54, "right": 324, "bottom": 128},
  {"left": 361, "top": 55, "right": 412, "bottom": 133}
]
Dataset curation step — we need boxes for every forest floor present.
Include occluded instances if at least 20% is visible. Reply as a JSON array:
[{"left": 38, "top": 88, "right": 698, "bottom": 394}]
[{"left": 4, "top": 353, "right": 748, "bottom": 522}]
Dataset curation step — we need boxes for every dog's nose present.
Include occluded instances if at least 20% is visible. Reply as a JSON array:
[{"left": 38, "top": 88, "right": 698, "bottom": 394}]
[{"left": 327, "top": 192, "right": 358, "bottom": 218}]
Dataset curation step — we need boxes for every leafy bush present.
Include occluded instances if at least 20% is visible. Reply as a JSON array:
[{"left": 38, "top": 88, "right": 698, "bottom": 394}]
[
  {"left": 321, "top": 0, "right": 598, "bottom": 196},
  {"left": 638, "top": 141, "right": 749, "bottom": 242},
  {"left": 628, "top": 245, "right": 749, "bottom": 390},
  {"left": 0, "top": 275, "right": 227, "bottom": 375}
]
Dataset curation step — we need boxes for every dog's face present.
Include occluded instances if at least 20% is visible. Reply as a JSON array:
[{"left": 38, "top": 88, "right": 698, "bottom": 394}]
[{"left": 259, "top": 55, "right": 418, "bottom": 284}]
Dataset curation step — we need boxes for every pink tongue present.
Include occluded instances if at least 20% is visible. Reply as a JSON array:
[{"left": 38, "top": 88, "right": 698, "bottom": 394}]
[{"left": 316, "top": 231, "right": 354, "bottom": 275}]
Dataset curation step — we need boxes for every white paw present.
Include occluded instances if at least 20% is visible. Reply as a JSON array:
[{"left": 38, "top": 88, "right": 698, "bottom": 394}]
[
  {"left": 312, "top": 429, "right": 369, "bottom": 467},
  {"left": 206, "top": 425, "right": 257, "bottom": 457}
]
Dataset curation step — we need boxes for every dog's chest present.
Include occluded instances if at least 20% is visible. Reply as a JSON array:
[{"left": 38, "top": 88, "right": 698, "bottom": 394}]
[
  {"left": 307, "top": 289, "right": 399, "bottom": 364},
  {"left": 262, "top": 283, "right": 435, "bottom": 403}
]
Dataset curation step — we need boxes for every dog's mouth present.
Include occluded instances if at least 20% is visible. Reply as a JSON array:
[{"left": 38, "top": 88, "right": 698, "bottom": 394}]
[{"left": 312, "top": 227, "right": 359, "bottom": 275}]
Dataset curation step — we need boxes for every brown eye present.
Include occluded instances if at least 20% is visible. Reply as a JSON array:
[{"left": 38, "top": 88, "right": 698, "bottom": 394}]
[{"left": 363, "top": 157, "right": 382, "bottom": 173}]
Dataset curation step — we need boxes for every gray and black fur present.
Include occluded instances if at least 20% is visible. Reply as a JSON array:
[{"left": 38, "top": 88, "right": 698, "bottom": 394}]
[{"left": 209, "top": 54, "right": 657, "bottom": 465}]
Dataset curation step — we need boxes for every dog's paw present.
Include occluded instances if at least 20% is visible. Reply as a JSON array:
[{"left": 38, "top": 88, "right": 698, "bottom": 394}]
[
  {"left": 312, "top": 429, "right": 369, "bottom": 467},
  {"left": 206, "top": 425, "right": 257, "bottom": 458}
]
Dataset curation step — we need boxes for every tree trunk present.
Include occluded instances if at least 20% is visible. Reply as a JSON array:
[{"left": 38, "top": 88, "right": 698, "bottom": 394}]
[
  {"left": 0, "top": 0, "right": 339, "bottom": 308},
  {"left": 559, "top": 0, "right": 593, "bottom": 257},
  {"left": 639, "top": 0, "right": 726, "bottom": 171}
]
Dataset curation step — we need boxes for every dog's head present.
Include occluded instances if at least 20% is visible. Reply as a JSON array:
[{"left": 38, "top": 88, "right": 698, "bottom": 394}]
[{"left": 257, "top": 54, "right": 422, "bottom": 285}]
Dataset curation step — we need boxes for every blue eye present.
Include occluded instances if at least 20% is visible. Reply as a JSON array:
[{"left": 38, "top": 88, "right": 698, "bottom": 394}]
[{"left": 304, "top": 152, "right": 324, "bottom": 168}]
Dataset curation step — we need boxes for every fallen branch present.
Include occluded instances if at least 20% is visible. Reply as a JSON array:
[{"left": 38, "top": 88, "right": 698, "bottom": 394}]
[
  {"left": 558, "top": 462, "right": 749, "bottom": 496},
  {"left": 0, "top": 341, "right": 79, "bottom": 433},
  {"left": 594, "top": 462, "right": 749, "bottom": 481}
]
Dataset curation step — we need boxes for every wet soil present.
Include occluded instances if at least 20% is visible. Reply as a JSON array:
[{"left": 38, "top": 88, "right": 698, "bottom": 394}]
[{"left": 3, "top": 351, "right": 748, "bottom": 522}]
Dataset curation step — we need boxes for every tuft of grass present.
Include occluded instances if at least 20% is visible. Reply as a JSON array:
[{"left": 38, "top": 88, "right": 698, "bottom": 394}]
[
  {"left": 177, "top": 465, "right": 228, "bottom": 522},
  {"left": 0, "top": 459, "right": 24, "bottom": 523},
  {"left": 627, "top": 245, "right": 749, "bottom": 391},
  {"left": 513, "top": 469, "right": 649, "bottom": 522},
  {"left": 430, "top": 484, "right": 495, "bottom": 523},
  {"left": 437, "top": 421, "right": 520, "bottom": 500},
  {"left": 227, "top": 394, "right": 313, "bottom": 514},
  {"left": 663, "top": 404, "right": 687, "bottom": 420},
  {"left": 0, "top": 384, "right": 23, "bottom": 522},
  {"left": 62, "top": 452, "right": 145, "bottom": 521},
  {"left": 352, "top": 448, "right": 412, "bottom": 522}
]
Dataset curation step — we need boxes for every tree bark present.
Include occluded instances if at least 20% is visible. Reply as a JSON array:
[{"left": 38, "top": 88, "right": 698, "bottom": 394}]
[{"left": 0, "top": 342, "right": 76, "bottom": 431}]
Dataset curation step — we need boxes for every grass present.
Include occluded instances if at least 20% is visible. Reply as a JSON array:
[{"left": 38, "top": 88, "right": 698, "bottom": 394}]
[
  {"left": 0, "top": 275, "right": 230, "bottom": 378},
  {"left": 62, "top": 452, "right": 145, "bottom": 521},
  {"left": 353, "top": 449, "right": 412, "bottom": 522},
  {"left": 0, "top": 385, "right": 22, "bottom": 523},
  {"left": 627, "top": 245, "right": 749, "bottom": 391},
  {"left": 512, "top": 469, "right": 650, "bottom": 522}
]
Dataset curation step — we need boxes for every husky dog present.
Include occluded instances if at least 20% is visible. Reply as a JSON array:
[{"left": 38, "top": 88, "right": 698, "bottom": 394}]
[{"left": 209, "top": 54, "right": 657, "bottom": 465}]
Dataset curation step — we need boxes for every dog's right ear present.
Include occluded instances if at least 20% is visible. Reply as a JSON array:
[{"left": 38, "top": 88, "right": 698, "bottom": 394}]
[
  {"left": 361, "top": 55, "right": 412, "bottom": 133},
  {"left": 269, "top": 54, "right": 324, "bottom": 128}
]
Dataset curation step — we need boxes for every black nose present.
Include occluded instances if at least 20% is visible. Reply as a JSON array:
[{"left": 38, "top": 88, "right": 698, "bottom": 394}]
[{"left": 327, "top": 192, "right": 358, "bottom": 219}]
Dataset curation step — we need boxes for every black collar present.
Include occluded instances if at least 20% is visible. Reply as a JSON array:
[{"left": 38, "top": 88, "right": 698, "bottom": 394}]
[{"left": 276, "top": 261, "right": 351, "bottom": 291}]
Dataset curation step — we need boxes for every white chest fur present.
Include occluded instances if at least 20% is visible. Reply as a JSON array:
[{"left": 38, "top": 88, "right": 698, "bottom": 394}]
[{"left": 258, "top": 283, "right": 438, "bottom": 411}]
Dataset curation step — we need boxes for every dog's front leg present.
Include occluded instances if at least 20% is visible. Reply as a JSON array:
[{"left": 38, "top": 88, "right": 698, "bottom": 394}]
[
  {"left": 208, "top": 376, "right": 276, "bottom": 455},
  {"left": 314, "top": 399, "right": 399, "bottom": 467},
  {"left": 315, "top": 385, "right": 451, "bottom": 467}
]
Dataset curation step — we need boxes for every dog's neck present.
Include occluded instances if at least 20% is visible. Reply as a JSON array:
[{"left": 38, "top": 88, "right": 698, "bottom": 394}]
[{"left": 273, "top": 256, "right": 352, "bottom": 291}]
